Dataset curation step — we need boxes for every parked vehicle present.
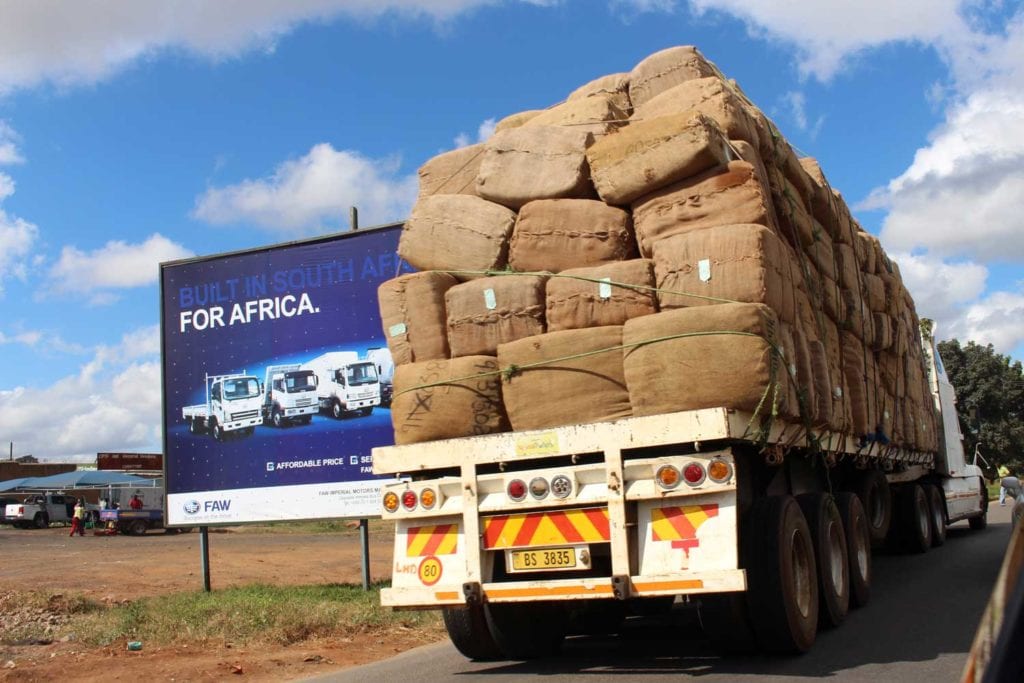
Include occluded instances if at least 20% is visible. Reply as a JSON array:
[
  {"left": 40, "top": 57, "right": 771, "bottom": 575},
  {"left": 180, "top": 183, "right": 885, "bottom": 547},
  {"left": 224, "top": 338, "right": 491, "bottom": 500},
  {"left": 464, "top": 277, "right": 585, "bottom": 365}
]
[
  {"left": 0, "top": 496, "right": 18, "bottom": 524},
  {"left": 261, "top": 364, "right": 319, "bottom": 427},
  {"left": 99, "top": 487, "right": 166, "bottom": 535},
  {"left": 183, "top": 372, "right": 263, "bottom": 440},
  {"left": 373, "top": 323, "right": 987, "bottom": 659},
  {"left": 4, "top": 493, "right": 97, "bottom": 529},
  {"left": 303, "top": 352, "right": 381, "bottom": 418}
]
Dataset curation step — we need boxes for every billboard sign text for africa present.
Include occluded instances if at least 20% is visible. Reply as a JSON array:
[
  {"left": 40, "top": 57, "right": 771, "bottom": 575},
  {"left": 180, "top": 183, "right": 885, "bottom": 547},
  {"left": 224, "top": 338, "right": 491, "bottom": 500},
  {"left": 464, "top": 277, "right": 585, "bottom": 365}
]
[{"left": 161, "top": 224, "right": 409, "bottom": 526}]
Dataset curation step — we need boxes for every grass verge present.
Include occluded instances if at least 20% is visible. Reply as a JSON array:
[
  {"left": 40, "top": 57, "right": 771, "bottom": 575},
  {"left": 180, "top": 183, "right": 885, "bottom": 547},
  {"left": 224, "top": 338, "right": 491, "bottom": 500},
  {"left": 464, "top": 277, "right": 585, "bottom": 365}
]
[{"left": 4, "top": 583, "right": 443, "bottom": 648}]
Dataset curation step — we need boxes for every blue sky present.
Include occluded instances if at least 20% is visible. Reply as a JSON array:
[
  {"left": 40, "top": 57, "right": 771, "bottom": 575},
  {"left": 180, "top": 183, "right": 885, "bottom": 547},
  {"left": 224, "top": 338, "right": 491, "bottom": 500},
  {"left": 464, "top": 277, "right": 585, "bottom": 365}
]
[{"left": 0, "top": 0, "right": 1021, "bottom": 460}]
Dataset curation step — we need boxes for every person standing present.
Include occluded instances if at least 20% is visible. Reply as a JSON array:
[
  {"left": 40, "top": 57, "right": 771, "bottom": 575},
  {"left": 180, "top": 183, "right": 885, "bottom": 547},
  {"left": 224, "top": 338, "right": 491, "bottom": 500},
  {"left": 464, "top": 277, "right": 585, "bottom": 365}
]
[
  {"left": 1001, "top": 472, "right": 1022, "bottom": 507},
  {"left": 129, "top": 494, "right": 144, "bottom": 510},
  {"left": 69, "top": 499, "right": 86, "bottom": 537}
]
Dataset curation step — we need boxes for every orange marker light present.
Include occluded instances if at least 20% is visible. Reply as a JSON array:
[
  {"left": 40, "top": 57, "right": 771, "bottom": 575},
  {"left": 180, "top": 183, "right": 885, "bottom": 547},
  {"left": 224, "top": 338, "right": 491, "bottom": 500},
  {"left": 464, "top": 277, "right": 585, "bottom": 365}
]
[
  {"left": 383, "top": 492, "right": 399, "bottom": 513},
  {"left": 708, "top": 459, "right": 732, "bottom": 483},
  {"left": 420, "top": 488, "right": 437, "bottom": 509},
  {"left": 656, "top": 465, "right": 681, "bottom": 489}
]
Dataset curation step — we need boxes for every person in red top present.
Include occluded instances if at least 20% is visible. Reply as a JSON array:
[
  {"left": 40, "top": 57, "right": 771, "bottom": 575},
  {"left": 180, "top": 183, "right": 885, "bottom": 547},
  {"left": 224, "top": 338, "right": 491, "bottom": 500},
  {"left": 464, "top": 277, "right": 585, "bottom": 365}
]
[{"left": 129, "top": 494, "right": 143, "bottom": 510}]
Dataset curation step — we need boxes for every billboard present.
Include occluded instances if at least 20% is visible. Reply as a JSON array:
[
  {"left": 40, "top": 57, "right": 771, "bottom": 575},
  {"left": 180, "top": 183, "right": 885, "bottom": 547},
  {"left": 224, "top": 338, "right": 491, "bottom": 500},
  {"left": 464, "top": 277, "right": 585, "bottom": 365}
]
[
  {"left": 161, "top": 224, "right": 411, "bottom": 525},
  {"left": 97, "top": 453, "right": 163, "bottom": 471}
]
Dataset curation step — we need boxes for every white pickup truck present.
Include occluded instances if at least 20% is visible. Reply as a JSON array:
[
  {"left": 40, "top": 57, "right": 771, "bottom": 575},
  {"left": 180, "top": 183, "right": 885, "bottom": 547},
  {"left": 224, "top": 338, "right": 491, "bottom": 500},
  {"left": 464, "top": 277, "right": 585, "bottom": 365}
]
[
  {"left": 4, "top": 494, "right": 97, "bottom": 529},
  {"left": 183, "top": 372, "right": 263, "bottom": 440},
  {"left": 262, "top": 364, "right": 319, "bottom": 427}
]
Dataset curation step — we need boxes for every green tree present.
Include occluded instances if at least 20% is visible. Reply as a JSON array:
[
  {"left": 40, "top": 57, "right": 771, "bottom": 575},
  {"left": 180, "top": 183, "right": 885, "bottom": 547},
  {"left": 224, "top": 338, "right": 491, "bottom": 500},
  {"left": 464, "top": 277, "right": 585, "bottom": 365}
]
[{"left": 937, "top": 339, "right": 1024, "bottom": 473}]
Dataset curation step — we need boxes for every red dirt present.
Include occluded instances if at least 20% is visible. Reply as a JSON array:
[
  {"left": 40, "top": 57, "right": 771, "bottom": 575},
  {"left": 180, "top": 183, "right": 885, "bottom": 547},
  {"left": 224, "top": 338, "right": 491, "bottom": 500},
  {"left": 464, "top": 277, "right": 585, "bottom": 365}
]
[{"left": 0, "top": 524, "right": 443, "bottom": 682}]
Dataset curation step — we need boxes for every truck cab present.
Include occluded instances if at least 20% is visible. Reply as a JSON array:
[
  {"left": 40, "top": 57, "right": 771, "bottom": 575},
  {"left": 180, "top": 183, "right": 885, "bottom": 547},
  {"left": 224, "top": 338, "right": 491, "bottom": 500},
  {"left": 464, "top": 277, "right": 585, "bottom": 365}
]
[
  {"left": 183, "top": 373, "right": 263, "bottom": 440},
  {"left": 263, "top": 364, "right": 319, "bottom": 427},
  {"left": 303, "top": 352, "right": 381, "bottom": 418}
]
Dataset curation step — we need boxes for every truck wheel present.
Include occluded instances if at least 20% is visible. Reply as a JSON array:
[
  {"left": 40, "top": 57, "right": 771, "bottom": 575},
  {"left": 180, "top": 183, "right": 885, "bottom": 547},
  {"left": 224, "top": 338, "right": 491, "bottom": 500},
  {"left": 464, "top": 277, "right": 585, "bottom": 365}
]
[
  {"left": 835, "top": 492, "right": 871, "bottom": 609},
  {"left": 272, "top": 408, "right": 285, "bottom": 428},
  {"left": 34, "top": 513, "right": 49, "bottom": 529},
  {"left": 855, "top": 469, "right": 892, "bottom": 546},
  {"left": 129, "top": 520, "right": 148, "bottom": 536},
  {"left": 969, "top": 479, "right": 988, "bottom": 530},
  {"left": 189, "top": 419, "right": 203, "bottom": 435},
  {"left": 484, "top": 601, "right": 567, "bottom": 659},
  {"left": 212, "top": 420, "right": 224, "bottom": 441},
  {"left": 747, "top": 495, "right": 818, "bottom": 654},
  {"left": 896, "top": 484, "right": 932, "bottom": 553},
  {"left": 926, "top": 485, "right": 947, "bottom": 547},
  {"left": 332, "top": 400, "right": 344, "bottom": 419},
  {"left": 797, "top": 493, "right": 850, "bottom": 629},
  {"left": 442, "top": 604, "right": 503, "bottom": 661}
]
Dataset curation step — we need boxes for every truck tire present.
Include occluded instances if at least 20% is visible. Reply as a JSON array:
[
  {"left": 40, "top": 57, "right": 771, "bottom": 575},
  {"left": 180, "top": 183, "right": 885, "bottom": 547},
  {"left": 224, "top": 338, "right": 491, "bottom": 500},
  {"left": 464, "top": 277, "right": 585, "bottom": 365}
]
[
  {"left": 34, "top": 513, "right": 48, "bottom": 529},
  {"left": 747, "top": 495, "right": 818, "bottom": 654},
  {"left": 212, "top": 420, "right": 224, "bottom": 441},
  {"left": 896, "top": 484, "right": 932, "bottom": 553},
  {"left": 484, "top": 601, "right": 567, "bottom": 659},
  {"left": 189, "top": 418, "right": 203, "bottom": 435},
  {"left": 442, "top": 604, "right": 503, "bottom": 661},
  {"left": 926, "top": 485, "right": 947, "bottom": 547},
  {"left": 836, "top": 492, "right": 871, "bottom": 609},
  {"left": 969, "top": 479, "right": 988, "bottom": 530},
  {"left": 129, "top": 519, "right": 148, "bottom": 536},
  {"left": 855, "top": 469, "right": 892, "bottom": 546},
  {"left": 797, "top": 493, "right": 850, "bottom": 629},
  {"left": 332, "top": 400, "right": 344, "bottom": 419},
  {"left": 272, "top": 408, "right": 285, "bottom": 428}
]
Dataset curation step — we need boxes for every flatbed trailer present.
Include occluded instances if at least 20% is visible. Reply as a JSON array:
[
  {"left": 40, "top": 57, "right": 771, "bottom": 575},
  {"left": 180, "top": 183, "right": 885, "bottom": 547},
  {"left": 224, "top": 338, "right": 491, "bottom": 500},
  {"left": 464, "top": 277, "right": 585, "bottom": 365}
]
[
  {"left": 99, "top": 508, "right": 163, "bottom": 535},
  {"left": 373, "top": 339, "right": 988, "bottom": 659}
]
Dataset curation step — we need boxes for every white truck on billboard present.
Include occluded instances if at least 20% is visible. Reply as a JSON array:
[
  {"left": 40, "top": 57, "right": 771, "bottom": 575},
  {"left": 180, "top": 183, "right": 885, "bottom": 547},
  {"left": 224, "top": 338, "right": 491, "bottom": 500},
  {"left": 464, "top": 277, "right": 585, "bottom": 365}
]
[
  {"left": 262, "top": 364, "right": 319, "bottom": 427},
  {"left": 366, "top": 347, "right": 395, "bottom": 408},
  {"left": 183, "top": 372, "right": 263, "bottom": 440},
  {"left": 303, "top": 352, "right": 380, "bottom": 418}
]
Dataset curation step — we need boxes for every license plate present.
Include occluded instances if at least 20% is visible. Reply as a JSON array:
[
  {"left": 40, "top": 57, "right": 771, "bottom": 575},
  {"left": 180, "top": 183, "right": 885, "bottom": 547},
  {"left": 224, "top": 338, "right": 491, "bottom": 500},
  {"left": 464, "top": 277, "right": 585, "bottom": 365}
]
[{"left": 507, "top": 546, "right": 588, "bottom": 572}]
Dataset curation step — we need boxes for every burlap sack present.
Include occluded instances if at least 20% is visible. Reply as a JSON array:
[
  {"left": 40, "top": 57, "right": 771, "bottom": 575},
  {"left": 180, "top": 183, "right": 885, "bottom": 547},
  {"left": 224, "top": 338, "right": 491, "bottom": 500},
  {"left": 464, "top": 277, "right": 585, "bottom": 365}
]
[
  {"left": 842, "top": 332, "right": 879, "bottom": 437},
  {"left": 854, "top": 231, "right": 877, "bottom": 273},
  {"left": 807, "top": 337, "right": 834, "bottom": 428},
  {"left": 821, "top": 318, "right": 851, "bottom": 433},
  {"left": 830, "top": 191, "right": 856, "bottom": 245},
  {"left": 841, "top": 287, "right": 875, "bottom": 343},
  {"left": 652, "top": 223, "right": 796, "bottom": 324},
  {"left": 587, "top": 112, "right": 730, "bottom": 205},
  {"left": 863, "top": 273, "right": 886, "bottom": 312},
  {"left": 807, "top": 235, "right": 836, "bottom": 283},
  {"left": 417, "top": 143, "right": 484, "bottom": 198},
  {"left": 567, "top": 72, "right": 632, "bottom": 115},
  {"left": 495, "top": 110, "right": 543, "bottom": 133},
  {"left": 790, "top": 324, "right": 820, "bottom": 425},
  {"left": 820, "top": 274, "right": 844, "bottom": 324},
  {"left": 773, "top": 172, "right": 816, "bottom": 249},
  {"left": 525, "top": 95, "right": 628, "bottom": 136},
  {"left": 634, "top": 77, "right": 761, "bottom": 149},
  {"left": 508, "top": 199, "right": 636, "bottom": 273},
  {"left": 391, "top": 356, "right": 509, "bottom": 445},
  {"left": 628, "top": 45, "right": 718, "bottom": 110},
  {"left": 446, "top": 275, "right": 547, "bottom": 357},
  {"left": 632, "top": 160, "right": 775, "bottom": 257},
  {"left": 872, "top": 312, "right": 893, "bottom": 351},
  {"left": 378, "top": 272, "right": 457, "bottom": 365},
  {"left": 728, "top": 139, "right": 773, "bottom": 192},
  {"left": 623, "top": 303, "right": 785, "bottom": 417},
  {"left": 399, "top": 195, "right": 515, "bottom": 279},
  {"left": 835, "top": 242, "right": 859, "bottom": 293},
  {"left": 777, "top": 321, "right": 801, "bottom": 421},
  {"left": 546, "top": 259, "right": 657, "bottom": 332},
  {"left": 476, "top": 125, "right": 595, "bottom": 210},
  {"left": 498, "top": 326, "right": 631, "bottom": 431}
]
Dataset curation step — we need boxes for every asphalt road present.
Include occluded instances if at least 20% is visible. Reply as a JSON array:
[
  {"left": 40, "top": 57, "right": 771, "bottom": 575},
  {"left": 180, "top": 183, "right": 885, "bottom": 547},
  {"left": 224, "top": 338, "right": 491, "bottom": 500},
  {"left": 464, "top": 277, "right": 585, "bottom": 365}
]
[{"left": 312, "top": 502, "right": 1011, "bottom": 683}]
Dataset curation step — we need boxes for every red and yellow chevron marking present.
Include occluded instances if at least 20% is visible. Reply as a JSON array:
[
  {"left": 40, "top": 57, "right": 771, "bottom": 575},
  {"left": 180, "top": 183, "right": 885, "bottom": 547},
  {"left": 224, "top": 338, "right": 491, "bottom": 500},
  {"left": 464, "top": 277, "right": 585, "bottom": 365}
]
[
  {"left": 405, "top": 524, "right": 458, "bottom": 558},
  {"left": 651, "top": 504, "right": 719, "bottom": 555},
  {"left": 482, "top": 508, "right": 610, "bottom": 550}
]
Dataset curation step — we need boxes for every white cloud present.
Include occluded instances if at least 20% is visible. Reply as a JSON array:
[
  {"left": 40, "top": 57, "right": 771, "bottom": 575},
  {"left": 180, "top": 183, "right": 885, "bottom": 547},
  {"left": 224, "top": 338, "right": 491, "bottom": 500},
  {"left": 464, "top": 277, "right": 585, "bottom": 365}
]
[
  {"left": 453, "top": 117, "right": 496, "bottom": 149},
  {"left": 47, "top": 233, "right": 193, "bottom": 303},
  {"left": 0, "top": 205, "right": 38, "bottom": 295},
  {"left": 686, "top": 0, "right": 966, "bottom": 81},
  {"left": 0, "top": 326, "right": 87, "bottom": 355},
  {"left": 0, "top": 120, "right": 23, "bottom": 164},
  {"left": 0, "top": 1, "right": 549, "bottom": 95},
  {"left": 193, "top": 143, "right": 417, "bottom": 233},
  {"left": 0, "top": 327, "right": 162, "bottom": 460}
]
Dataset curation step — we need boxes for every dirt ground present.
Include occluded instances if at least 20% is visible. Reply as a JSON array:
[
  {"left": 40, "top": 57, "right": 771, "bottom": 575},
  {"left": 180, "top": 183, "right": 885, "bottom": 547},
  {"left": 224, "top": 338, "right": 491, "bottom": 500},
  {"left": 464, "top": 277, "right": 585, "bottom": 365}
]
[{"left": 0, "top": 523, "right": 443, "bottom": 682}]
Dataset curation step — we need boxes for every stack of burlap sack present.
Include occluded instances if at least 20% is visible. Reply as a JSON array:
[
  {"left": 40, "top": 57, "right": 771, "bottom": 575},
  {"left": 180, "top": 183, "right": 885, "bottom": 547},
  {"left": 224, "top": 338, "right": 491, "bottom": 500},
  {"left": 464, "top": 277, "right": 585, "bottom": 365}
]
[{"left": 378, "top": 45, "right": 938, "bottom": 451}]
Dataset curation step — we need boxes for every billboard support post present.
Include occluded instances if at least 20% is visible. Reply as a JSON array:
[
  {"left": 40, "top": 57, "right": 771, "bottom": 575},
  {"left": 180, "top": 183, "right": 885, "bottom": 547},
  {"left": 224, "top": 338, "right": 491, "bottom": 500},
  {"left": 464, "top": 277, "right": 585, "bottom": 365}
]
[
  {"left": 200, "top": 526, "right": 211, "bottom": 592},
  {"left": 360, "top": 518, "right": 371, "bottom": 590}
]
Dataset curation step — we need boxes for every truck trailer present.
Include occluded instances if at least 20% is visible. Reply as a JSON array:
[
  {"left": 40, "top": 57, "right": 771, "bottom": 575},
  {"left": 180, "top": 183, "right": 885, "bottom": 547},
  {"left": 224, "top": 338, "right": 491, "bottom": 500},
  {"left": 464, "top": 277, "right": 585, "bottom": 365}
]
[
  {"left": 373, "top": 322, "right": 986, "bottom": 659},
  {"left": 183, "top": 372, "right": 263, "bottom": 440}
]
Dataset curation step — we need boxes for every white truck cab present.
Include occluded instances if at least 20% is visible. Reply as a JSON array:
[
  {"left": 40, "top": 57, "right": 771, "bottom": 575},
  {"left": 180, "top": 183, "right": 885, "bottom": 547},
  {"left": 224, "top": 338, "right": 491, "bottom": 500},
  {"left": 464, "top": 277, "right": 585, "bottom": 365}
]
[
  {"left": 262, "top": 364, "right": 319, "bottom": 427},
  {"left": 303, "top": 352, "right": 381, "bottom": 418},
  {"left": 183, "top": 372, "right": 263, "bottom": 440}
]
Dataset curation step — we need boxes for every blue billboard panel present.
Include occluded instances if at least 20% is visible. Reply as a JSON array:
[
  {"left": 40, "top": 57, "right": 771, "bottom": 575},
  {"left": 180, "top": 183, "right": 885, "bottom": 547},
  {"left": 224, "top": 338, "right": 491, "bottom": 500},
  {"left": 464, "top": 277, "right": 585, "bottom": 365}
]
[{"left": 161, "top": 225, "right": 411, "bottom": 525}]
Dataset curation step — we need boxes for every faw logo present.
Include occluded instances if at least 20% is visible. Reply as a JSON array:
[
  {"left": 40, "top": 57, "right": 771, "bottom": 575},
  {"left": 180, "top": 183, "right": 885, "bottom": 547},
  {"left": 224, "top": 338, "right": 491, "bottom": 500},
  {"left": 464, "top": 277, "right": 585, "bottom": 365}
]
[
  {"left": 183, "top": 500, "right": 201, "bottom": 515},
  {"left": 183, "top": 499, "right": 232, "bottom": 515}
]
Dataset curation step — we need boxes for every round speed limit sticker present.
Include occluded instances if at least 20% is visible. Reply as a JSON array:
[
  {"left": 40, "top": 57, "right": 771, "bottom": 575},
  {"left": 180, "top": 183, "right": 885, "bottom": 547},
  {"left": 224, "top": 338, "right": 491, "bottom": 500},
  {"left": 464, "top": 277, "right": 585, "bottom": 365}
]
[{"left": 418, "top": 556, "right": 443, "bottom": 586}]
